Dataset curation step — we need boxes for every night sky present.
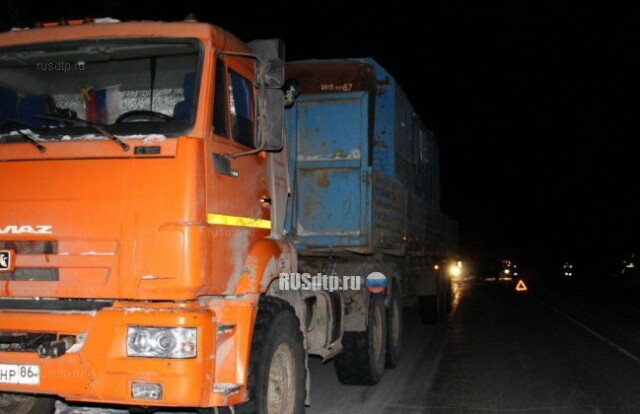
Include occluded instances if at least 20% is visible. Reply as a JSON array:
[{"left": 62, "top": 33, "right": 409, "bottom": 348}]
[{"left": 2, "top": 2, "right": 639, "bottom": 273}]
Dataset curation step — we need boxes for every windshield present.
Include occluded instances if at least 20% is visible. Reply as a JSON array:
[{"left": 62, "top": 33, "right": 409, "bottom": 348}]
[{"left": 0, "top": 38, "right": 201, "bottom": 140}]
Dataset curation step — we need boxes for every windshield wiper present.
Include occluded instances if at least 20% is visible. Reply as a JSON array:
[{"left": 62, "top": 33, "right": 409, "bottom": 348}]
[
  {"left": 37, "top": 114, "right": 130, "bottom": 152},
  {"left": 15, "top": 129, "right": 46, "bottom": 153},
  {"left": 0, "top": 117, "right": 47, "bottom": 153}
]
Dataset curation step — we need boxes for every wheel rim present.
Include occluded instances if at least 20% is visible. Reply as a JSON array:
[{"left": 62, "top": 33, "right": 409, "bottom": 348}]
[
  {"left": 372, "top": 304, "right": 383, "bottom": 362},
  {"left": 268, "top": 343, "right": 296, "bottom": 414}
]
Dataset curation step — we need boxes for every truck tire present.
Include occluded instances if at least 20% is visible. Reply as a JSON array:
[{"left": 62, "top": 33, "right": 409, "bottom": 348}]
[
  {"left": 0, "top": 393, "right": 55, "bottom": 414},
  {"left": 235, "top": 296, "right": 305, "bottom": 414},
  {"left": 385, "top": 286, "right": 403, "bottom": 369},
  {"left": 334, "top": 294, "right": 387, "bottom": 385}
]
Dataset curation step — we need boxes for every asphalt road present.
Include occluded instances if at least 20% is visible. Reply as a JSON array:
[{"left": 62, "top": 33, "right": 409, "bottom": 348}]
[{"left": 58, "top": 280, "right": 640, "bottom": 413}]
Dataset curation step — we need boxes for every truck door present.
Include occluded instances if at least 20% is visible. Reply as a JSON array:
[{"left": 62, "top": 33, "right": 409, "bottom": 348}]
[{"left": 205, "top": 55, "right": 270, "bottom": 293}]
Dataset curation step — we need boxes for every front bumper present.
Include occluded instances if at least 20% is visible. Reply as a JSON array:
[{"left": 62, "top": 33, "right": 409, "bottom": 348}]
[{"left": 0, "top": 303, "right": 216, "bottom": 407}]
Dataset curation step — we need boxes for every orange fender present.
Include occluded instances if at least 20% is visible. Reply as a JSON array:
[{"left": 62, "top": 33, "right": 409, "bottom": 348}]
[{"left": 233, "top": 238, "right": 296, "bottom": 295}]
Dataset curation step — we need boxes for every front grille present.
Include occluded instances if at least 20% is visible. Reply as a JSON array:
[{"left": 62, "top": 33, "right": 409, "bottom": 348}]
[
  {"left": 0, "top": 332, "right": 56, "bottom": 352},
  {"left": 0, "top": 240, "right": 57, "bottom": 254},
  {"left": 0, "top": 268, "right": 59, "bottom": 281},
  {"left": 0, "top": 298, "right": 113, "bottom": 311}
]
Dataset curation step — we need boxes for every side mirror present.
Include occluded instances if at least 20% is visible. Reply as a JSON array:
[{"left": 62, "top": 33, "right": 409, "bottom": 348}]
[
  {"left": 227, "top": 39, "right": 286, "bottom": 155},
  {"left": 283, "top": 78, "right": 301, "bottom": 107},
  {"left": 255, "top": 87, "right": 284, "bottom": 152},
  {"left": 255, "top": 58, "right": 284, "bottom": 89},
  {"left": 254, "top": 57, "right": 285, "bottom": 152}
]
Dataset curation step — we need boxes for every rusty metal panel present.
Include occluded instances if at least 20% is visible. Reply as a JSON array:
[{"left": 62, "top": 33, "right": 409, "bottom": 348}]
[
  {"left": 286, "top": 60, "right": 376, "bottom": 95},
  {"left": 284, "top": 58, "right": 457, "bottom": 258},
  {"left": 286, "top": 91, "right": 371, "bottom": 251}
]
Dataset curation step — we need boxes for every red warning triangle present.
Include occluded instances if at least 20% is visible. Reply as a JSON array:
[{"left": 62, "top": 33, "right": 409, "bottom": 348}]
[{"left": 515, "top": 280, "right": 528, "bottom": 292}]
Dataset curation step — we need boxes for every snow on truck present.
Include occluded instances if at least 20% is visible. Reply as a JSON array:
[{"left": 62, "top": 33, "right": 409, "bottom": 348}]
[{"left": 0, "top": 17, "right": 456, "bottom": 414}]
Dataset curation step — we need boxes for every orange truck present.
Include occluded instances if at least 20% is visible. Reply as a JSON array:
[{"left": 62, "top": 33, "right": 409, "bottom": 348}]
[
  {"left": 0, "top": 16, "right": 446, "bottom": 414},
  {"left": 0, "top": 17, "right": 309, "bottom": 413}
]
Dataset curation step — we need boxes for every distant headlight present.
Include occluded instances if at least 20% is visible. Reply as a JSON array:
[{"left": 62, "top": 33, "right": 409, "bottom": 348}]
[
  {"left": 448, "top": 264, "right": 462, "bottom": 277},
  {"left": 127, "top": 327, "right": 196, "bottom": 358},
  {"left": 504, "top": 269, "right": 510, "bottom": 275}
]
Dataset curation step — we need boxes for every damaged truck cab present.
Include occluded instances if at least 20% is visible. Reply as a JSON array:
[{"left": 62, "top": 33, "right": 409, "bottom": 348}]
[{"left": 0, "top": 18, "right": 299, "bottom": 413}]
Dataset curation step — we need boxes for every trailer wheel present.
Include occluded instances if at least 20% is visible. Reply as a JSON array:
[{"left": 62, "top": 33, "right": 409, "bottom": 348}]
[
  {"left": 235, "top": 296, "right": 305, "bottom": 414},
  {"left": 334, "top": 294, "right": 387, "bottom": 385},
  {"left": 385, "top": 286, "right": 403, "bottom": 368},
  {"left": 0, "top": 393, "right": 55, "bottom": 414}
]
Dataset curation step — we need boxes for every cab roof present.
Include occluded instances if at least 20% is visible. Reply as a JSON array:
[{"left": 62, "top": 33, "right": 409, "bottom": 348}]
[{"left": 0, "top": 20, "right": 250, "bottom": 53}]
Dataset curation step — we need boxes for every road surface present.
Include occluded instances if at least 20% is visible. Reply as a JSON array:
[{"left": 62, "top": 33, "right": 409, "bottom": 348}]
[{"left": 58, "top": 280, "right": 640, "bottom": 413}]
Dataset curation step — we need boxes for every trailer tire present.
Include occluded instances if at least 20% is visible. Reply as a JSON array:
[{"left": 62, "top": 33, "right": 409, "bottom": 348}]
[
  {"left": 235, "top": 296, "right": 305, "bottom": 414},
  {"left": 385, "top": 286, "right": 403, "bottom": 369},
  {"left": 334, "top": 294, "right": 387, "bottom": 385},
  {"left": 0, "top": 393, "right": 55, "bottom": 414}
]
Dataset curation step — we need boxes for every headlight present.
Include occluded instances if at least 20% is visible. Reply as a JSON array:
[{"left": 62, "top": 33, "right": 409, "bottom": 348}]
[
  {"left": 504, "top": 269, "right": 510, "bottom": 274},
  {"left": 127, "top": 327, "right": 196, "bottom": 358},
  {"left": 448, "top": 264, "right": 461, "bottom": 277}
]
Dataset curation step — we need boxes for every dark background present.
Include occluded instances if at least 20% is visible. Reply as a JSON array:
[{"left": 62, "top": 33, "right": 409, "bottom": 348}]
[{"left": 1, "top": 2, "right": 638, "bottom": 275}]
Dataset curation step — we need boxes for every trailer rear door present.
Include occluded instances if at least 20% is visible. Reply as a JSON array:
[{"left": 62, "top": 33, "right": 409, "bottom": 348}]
[{"left": 287, "top": 92, "right": 371, "bottom": 251}]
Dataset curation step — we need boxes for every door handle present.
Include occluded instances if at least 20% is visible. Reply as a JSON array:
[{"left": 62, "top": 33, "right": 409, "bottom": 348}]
[{"left": 213, "top": 153, "right": 239, "bottom": 177}]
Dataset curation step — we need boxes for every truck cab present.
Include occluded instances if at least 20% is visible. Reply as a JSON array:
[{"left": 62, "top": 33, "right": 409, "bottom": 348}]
[{"left": 0, "top": 18, "right": 298, "bottom": 413}]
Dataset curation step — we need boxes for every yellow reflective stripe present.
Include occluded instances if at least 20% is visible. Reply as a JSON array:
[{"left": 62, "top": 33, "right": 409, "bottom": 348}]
[{"left": 207, "top": 213, "right": 271, "bottom": 229}]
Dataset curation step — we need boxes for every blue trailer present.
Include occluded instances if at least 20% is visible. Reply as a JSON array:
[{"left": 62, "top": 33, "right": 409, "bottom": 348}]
[{"left": 283, "top": 58, "right": 458, "bottom": 385}]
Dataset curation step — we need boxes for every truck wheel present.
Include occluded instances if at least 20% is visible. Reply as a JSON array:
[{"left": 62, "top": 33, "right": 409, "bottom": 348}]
[
  {"left": 0, "top": 393, "right": 55, "bottom": 414},
  {"left": 418, "top": 294, "right": 438, "bottom": 324},
  {"left": 334, "top": 294, "right": 387, "bottom": 385},
  {"left": 236, "top": 296, "right": 305, "bottom": 414},
  {"left": 385, "top": 286, "right": 403, "bottom": 369}
]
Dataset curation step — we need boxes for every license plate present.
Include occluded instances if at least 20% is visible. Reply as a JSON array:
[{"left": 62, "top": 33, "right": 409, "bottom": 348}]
[{"left": 0, "top": 364, "right": 39, "bottom": 385}]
